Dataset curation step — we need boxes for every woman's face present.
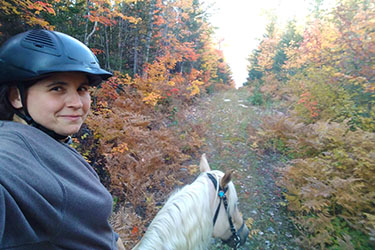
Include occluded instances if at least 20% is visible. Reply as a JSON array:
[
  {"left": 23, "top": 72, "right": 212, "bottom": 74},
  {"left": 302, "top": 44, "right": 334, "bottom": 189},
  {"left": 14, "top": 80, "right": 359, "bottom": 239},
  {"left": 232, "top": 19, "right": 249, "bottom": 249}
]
[{"left": 26, "top": 72, "right": 91, "bottom": 136}]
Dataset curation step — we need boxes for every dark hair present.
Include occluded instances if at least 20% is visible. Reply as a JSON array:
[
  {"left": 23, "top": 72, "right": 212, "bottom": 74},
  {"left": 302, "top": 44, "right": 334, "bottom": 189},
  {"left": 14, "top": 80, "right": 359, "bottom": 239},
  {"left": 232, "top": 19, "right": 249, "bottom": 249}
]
[
  {"left": 0, "top": 78, "right": 41, "bottom": 121},
  {"left": 0, "top": 84, "right": 14, "bottom": 120}
]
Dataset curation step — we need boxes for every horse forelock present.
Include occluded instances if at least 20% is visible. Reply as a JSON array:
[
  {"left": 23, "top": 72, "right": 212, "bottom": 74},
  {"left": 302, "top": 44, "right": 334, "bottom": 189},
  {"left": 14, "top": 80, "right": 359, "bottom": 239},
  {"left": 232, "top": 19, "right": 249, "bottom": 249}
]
[
  {"left": 207, "top": 170, "right": 238, "bottom": 215},
  {"left": 135, "top": 174, "right": 214, "bottom": 250}
]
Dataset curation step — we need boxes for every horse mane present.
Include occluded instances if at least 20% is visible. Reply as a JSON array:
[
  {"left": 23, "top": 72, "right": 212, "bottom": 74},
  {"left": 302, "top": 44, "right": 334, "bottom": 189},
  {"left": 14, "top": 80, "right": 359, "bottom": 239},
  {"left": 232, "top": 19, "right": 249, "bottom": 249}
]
[
  {"left": 134, "top": 170, "right": 239, "bottom": 250},
  {"left": 134, "top": 172, "right": 217, "bottom": 250}
]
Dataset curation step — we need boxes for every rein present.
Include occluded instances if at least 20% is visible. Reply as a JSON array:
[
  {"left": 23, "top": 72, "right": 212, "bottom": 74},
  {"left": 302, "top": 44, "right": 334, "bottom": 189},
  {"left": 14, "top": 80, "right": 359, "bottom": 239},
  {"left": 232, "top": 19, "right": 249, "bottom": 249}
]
[{"left": 207, "top": 173, "right": 243, "bottom": 249}]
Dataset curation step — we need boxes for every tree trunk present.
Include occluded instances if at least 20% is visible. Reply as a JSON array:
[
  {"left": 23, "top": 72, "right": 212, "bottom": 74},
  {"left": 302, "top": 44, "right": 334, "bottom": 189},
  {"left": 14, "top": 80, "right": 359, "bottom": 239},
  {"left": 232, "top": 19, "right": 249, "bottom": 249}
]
[
  {"left": 145, "top": 0, "right": 156, "bottom": 64},
  {"left": 85, "top": 21, "right": 98, "bottom": 46},
  {"left": 118, "top": 17, "right": 123, "bottom": 72},
  {"left": 104, "top": 26, "right": 111, "bottom": 69},
  {"left": 84, "top": 0, "right": 98, "bottom": 46},
  {"left": 133, "top": 31, "right": 138, "bottom": 75},
  {"left": 118, "top": 3, "right": 129, "bottom": 72}
]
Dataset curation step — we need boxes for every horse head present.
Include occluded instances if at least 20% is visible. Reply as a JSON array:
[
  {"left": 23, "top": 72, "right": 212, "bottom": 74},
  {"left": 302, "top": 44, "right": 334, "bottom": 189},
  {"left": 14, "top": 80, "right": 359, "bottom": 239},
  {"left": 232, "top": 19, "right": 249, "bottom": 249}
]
[
  {"left": 132, "top": 154, "right": 249, "bottom": 250},
  {"left": 199, "top": 153, "right": 249, "bottom": 249}
]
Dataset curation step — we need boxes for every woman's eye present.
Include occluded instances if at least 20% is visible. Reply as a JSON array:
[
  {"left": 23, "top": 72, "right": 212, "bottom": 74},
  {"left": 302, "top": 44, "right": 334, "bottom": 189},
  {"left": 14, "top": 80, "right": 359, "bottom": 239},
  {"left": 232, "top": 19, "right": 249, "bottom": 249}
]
[
  {"left": 78, "top": 85, "right": 89, "bottom": 92},
  {"left": 50, "top": 86, "right": 63, "bottom": 91}
]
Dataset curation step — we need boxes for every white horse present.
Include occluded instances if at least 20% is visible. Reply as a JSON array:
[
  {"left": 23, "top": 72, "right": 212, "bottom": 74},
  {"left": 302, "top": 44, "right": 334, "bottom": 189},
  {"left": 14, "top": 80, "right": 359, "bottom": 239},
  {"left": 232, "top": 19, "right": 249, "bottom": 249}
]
[{"left": 133, "top": 154, "right": 249, "bottom": 250}]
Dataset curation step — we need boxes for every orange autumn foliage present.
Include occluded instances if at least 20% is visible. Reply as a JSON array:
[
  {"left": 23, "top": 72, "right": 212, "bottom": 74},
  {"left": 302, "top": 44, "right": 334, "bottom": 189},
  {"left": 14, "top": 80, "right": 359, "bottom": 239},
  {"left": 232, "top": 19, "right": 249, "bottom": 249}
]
[
  {"left": 72, "top": 74, "right": 206, "bottom": 248},
  {"left": 246, "top": 0, "right": 375, "bottom": 248},
  {"left": 0, "top": 0, "right": 55, "bottom": 30}
]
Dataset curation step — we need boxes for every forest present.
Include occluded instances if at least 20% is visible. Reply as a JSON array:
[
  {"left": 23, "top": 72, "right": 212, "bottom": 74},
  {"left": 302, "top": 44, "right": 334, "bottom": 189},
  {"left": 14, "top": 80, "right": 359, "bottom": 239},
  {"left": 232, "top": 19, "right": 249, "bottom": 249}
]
[
  {"left": 1, "top": 0, "right": 374, "bottom": 249},
  {"left": 245, "top": 0, "right": 375, "bottom": 248}
]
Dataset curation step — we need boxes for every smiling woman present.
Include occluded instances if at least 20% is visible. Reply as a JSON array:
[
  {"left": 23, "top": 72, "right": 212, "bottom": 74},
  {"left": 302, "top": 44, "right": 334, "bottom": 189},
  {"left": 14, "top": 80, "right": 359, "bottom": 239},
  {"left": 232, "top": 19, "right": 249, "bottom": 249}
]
[
  {"left": 0, "top": 30, "right": 125, "bottom": 249},
  {"left": 9, "top": 72, "right": 92, "bottom": 136}
]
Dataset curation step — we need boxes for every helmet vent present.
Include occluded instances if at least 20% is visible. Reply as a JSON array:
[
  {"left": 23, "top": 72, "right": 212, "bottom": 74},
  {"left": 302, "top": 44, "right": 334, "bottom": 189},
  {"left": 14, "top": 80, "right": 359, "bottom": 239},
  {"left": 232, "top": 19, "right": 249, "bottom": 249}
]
[{"left": 24, "top": 30, "right": 56, "bottom": 49}]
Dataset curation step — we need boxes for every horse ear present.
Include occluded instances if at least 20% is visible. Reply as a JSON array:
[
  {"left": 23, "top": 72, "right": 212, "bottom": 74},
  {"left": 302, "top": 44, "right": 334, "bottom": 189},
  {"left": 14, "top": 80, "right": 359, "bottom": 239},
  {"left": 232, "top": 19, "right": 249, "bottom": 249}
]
[
  {"left": 199, "top": 153, "right": 211, "bottom": 172},
  {"left": 220, "top": 170, "right": 233, "bottom": 188}
]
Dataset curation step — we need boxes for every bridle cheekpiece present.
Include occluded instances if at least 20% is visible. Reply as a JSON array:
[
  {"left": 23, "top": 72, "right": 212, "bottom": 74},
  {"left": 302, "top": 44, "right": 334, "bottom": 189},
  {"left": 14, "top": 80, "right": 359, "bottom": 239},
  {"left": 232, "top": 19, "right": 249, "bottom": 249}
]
[{"left": 207, "top": 172, "right": 244, "bottom": 249}]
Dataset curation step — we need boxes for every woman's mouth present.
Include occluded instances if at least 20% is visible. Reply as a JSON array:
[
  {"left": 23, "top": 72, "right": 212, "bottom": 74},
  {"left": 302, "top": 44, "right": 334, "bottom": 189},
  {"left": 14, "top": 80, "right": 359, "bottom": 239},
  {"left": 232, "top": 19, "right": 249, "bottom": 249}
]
[{"left": 59, "top": 115, "right": 82, "bottom": 121}]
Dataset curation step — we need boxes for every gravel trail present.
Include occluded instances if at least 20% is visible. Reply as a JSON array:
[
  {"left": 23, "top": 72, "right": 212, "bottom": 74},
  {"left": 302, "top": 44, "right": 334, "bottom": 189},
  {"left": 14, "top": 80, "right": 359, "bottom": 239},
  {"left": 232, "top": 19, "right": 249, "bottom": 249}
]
[{"left": 187, "top": 89, "right": 301, "bottom": 250}]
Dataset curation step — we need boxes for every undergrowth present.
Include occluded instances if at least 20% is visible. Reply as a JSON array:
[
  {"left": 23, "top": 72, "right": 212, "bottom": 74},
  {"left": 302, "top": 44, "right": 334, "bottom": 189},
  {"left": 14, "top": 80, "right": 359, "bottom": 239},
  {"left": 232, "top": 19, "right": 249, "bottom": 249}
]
[
  {"left": 243, "top": 1, "right": 375, "bottom": 248},
  {"left": 73, "top": 76, "right": 206, "bottom": 248},
  {"left": 253, "top": 113, "right": 375, "bottom": 249}
]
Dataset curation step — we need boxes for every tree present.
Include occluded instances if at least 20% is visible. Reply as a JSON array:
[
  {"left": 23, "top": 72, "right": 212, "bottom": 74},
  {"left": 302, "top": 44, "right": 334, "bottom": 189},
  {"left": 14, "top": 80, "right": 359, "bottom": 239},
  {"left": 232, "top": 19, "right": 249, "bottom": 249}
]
[{"left": 0, "top": 0, "right": 56, "bottom": 42}]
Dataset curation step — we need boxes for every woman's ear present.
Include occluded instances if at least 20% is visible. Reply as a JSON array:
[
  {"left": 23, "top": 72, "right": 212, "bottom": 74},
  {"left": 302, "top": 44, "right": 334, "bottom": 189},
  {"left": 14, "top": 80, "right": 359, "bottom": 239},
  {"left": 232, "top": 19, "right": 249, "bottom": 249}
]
[{"left": 8, "top": 87, "right": 23, "bottom": 109}]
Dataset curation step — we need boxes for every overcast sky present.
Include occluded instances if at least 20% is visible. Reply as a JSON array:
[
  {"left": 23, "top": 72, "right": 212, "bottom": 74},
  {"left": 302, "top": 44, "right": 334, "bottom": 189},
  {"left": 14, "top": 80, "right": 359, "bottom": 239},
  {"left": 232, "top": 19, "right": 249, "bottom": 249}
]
[{"left": 202, "top": 0, "right": 335, "bottom": 88}]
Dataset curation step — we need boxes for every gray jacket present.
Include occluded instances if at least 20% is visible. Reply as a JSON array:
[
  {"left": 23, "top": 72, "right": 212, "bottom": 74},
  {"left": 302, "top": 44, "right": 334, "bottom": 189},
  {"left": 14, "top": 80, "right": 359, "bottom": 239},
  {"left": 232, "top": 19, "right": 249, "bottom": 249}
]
[{"left": 0, "top": 121, "right": 117, "bottom": 249}]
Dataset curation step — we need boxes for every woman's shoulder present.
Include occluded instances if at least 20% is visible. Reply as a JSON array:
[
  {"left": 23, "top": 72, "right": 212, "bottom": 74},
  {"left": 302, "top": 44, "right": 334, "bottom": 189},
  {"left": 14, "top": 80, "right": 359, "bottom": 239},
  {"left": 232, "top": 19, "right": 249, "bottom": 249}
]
[
  {"left": 0, "top": 121, "right": 55, "bottom": 144},
  {"left": 0, "top": 120, "right": 34, "bottom": 135},
  {"left": 0, "top": 120, "right": 36, "bottom": 132},
  {"left": 0, "top": 121, "right": 30, "bottom": 145},
  {"left": 0, "top": 122, "right": 38, "bottom": 165},
  {"left": 0, "top": 121, "right": 60, "bottom": 164}
]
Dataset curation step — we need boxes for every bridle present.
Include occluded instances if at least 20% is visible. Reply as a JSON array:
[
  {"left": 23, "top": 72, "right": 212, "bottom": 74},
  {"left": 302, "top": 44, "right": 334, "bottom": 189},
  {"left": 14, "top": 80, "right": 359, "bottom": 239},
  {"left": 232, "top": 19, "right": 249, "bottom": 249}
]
[{"left": 207, "top": 173, "right": 245, "bottom": 249}]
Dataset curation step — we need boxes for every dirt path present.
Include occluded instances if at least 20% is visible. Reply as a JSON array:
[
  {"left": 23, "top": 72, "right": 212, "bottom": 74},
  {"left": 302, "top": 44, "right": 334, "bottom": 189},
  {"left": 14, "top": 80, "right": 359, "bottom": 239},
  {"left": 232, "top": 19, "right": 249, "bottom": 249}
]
[{"left": 188, "top": 88, "right": 301, "bottom": 250}]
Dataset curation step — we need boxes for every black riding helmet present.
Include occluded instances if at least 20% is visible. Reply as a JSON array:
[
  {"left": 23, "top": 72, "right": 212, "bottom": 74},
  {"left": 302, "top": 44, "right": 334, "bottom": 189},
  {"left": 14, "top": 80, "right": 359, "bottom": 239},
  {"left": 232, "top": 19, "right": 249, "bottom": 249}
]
[
  {"left": 0, "top": 29, "right": 112, "bottom": 85},
  {"left": 0, "top": 29, "right": 112, "bottom": 140}
]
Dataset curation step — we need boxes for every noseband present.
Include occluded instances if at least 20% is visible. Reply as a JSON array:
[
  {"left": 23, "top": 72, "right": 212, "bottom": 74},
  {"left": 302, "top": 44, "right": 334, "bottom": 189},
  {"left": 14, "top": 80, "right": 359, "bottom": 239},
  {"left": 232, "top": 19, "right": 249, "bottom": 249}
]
[{"left": 207, "top": 173, "right": 244, "bottom": 249}]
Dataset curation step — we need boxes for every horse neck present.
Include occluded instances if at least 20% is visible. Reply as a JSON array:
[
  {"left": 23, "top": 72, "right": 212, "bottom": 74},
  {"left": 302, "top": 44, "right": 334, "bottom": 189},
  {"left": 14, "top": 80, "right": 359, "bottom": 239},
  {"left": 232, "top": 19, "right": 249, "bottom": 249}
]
[{"left": 133, "top": 175, "right": 214, "bottom": 250}]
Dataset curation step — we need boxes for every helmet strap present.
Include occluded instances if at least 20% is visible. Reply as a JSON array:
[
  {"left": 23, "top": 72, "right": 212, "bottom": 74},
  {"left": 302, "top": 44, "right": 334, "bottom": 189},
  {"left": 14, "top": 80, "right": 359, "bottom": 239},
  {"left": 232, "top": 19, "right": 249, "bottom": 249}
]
[
  {"left": 15, "top": 84, "right": 33, "bottom": 124},
  {"left": 16, "top": 84, "right": 69, "bottom": 142}
]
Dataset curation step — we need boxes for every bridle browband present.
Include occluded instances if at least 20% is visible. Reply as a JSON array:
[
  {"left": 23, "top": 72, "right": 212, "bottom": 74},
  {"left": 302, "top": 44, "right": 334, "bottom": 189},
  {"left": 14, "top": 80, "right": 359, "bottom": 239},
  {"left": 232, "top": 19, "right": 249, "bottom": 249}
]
[{"left": 207, "top": 172, "right": 244, "bottom": 249}]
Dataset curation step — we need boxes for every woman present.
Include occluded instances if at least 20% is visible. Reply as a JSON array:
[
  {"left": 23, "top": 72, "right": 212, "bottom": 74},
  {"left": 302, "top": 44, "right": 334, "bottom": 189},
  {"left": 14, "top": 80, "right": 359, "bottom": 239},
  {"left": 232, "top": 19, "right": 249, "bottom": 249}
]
[{"left": 0, "top": 30, "right": 124, "bottom": 249}]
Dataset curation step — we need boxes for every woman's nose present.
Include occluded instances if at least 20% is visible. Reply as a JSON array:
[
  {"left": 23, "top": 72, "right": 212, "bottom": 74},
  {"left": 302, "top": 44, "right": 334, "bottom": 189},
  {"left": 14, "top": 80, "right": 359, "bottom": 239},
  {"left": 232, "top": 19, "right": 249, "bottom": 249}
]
[{"left": 66, "top": 91, "right": 83, "bottom": 108}]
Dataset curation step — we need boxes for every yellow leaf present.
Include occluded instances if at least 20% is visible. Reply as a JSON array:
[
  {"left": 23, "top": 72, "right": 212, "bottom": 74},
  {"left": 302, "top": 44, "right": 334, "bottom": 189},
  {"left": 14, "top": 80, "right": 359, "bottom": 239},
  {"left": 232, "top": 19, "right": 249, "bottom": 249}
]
[
  {"left": 111, "top": 143, "right": 129, "bottom": 154},
  {"left": 364, "top": 213, "right": 375, "bottom": 221},
  {"left": 188, "top": 165, "right": 199, "bottom": 175},
  {"left": 246, "top": 217, "right": 254, "bottom": 228},
  {"left": 278, "top": 201, "right": 287, "bottom": 207},
  {"left": 142, "top": 92, "right": 161, "bottom": 106},
  {"left": 145, "top": 195, "right": 153, "bottom": 204},
  {"left": 249, "top": 229, "right": 260, "bottom": 239},
  {"left": 192, "top": 80, "right": 204, "bottom": 86}
]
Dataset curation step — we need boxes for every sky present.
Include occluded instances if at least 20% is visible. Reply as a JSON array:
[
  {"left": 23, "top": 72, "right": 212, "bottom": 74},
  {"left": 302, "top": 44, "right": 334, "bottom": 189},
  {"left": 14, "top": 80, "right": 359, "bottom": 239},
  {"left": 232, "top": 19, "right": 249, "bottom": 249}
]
[{"left": 202, "top": 0, "right": 334, "bottom": 88}]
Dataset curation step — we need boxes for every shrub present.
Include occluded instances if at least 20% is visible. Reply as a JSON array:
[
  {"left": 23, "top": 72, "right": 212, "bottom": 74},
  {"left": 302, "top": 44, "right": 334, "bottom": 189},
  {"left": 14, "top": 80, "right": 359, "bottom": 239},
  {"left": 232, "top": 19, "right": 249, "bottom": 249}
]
[{"left": 259, "top": 114, "right": 375, "bottom": 248}]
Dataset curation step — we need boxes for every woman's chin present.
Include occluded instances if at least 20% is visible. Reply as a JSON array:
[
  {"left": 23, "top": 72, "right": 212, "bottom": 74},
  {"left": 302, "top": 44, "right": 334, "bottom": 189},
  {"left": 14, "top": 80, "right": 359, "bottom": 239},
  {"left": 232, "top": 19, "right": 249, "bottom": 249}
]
[{"left": 53, "top": 125, "right": 82, "bottom": 137}]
